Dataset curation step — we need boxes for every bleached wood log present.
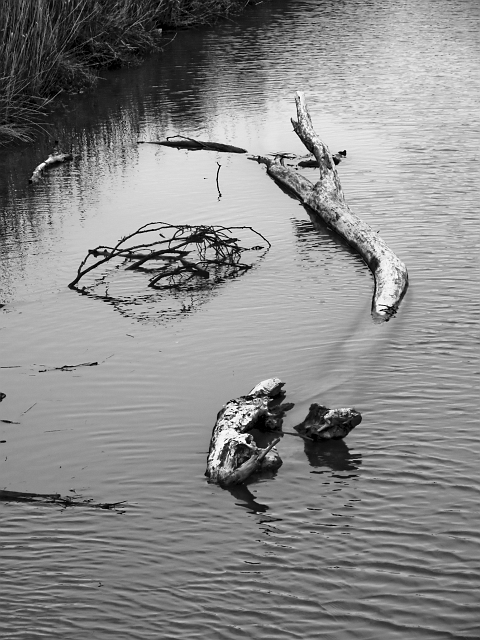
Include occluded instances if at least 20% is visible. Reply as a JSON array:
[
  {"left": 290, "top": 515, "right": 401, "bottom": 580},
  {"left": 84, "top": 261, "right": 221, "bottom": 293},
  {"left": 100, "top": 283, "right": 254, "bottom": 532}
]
[
  {"left": 29, "top": 152, "right": 73, "bottom": 183},
  {"left": 252, "top": 92, "right": 408, "bottom": 322},
  {"left": 205, "top": 378, "right": 285, "bottom": 487}
]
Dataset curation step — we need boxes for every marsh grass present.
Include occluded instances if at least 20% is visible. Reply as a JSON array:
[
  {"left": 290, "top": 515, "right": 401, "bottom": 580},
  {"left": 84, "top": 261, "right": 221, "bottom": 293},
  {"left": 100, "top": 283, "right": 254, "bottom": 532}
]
[{"left": 0, "top": 0, "right": 251, "bottom": 143}]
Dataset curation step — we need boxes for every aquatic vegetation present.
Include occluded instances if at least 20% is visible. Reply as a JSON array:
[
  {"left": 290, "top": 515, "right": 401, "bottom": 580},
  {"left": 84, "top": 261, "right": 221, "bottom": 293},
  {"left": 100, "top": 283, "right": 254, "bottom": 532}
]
[{"left": 0, "top": 0, "right": 253, "bottom": 143}]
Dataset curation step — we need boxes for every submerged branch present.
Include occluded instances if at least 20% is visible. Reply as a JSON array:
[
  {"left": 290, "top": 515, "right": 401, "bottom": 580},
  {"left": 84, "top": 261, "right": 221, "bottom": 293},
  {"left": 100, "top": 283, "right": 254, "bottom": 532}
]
[
  {"left": 0, "top": 489, "right": 126, "bottom": 512},
  {"left": 138, "top": 136, "right": 247, "bottom": 153},
  {"left": 68, "top": 222, "right": 270, "bottom": 295}
]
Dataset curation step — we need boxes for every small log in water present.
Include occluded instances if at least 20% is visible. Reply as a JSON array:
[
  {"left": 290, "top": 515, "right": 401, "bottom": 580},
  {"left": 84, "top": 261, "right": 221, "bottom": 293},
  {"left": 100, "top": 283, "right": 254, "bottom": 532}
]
[
  {"left": 205, "top": 378, "right": 285, "bottom": 487},
  {"left": 138, "top": 136, "right": 247, "bottom": 154},
  {"left": 251, "top": 92, "right": 408, "bottom": 322},
  {"left": 0, "top": 489, "right": 126, "bottom": 511},
  {"left": 29, "top": 152, "right": 73, "bottom": 183}
]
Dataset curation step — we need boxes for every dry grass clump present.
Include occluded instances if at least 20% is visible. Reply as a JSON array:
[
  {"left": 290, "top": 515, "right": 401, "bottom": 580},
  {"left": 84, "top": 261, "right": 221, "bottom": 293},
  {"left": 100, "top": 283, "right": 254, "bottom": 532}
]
[
  {"left": 161, "top": 0, "right": 251, "bottom": 27},
  {"left": 0, "top": 0, "right": 251, "bottom": 144}
]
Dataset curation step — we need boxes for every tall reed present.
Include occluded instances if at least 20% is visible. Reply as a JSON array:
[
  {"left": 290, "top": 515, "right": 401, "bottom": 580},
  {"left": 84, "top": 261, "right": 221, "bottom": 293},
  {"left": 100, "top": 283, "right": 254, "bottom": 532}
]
[{"left": 0, "top": 0, "right": 250, "bottom": 143}]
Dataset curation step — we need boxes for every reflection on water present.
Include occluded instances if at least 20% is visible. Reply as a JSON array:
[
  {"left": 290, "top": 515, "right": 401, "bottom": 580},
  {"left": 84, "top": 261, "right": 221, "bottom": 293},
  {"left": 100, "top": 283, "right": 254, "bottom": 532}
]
[
  {"left": 304, "top": 438, "right": 362, "bottom": 475},
  {"left": 69, "top": 224, "right": 271, "bottom": 324},
  {"left": 229, "top": 483, "right": 270, "bottom": 514},
  {"left": 1, "top": 0, "right": 480, "bottom": 639}
]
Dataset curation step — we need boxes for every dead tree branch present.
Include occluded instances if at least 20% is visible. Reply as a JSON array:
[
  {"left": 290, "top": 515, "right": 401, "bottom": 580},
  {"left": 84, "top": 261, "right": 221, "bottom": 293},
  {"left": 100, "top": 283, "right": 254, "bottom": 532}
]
[
  {"left": 138, "top": 136, "right": 247, "bottom": 153},
  {"left": 250, "top": 92, "right": 408, "bottom": 322},
  {"left": 68, "top": 222, "right": 270, "bottom": 294}
]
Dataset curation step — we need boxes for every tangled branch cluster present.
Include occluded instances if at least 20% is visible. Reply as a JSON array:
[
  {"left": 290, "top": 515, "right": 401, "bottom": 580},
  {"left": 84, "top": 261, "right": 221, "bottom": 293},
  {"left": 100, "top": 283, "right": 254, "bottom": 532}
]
[{"left": 68, "top": 222, "right": 270, "bottom": 293}]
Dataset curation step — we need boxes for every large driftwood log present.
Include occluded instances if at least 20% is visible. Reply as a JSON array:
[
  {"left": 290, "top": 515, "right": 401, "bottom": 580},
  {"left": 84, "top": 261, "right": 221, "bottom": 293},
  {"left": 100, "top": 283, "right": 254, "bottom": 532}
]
[
  {"left": 205, "top": 378, "right": 285, "bottom": 487},
  {"left": 29, "top": 152, "right": 73, "bottom": 184},
  {"left": 206, "top": 378, "right": 362, "bottom": 486},
  {"left": 252, "top": 92, "right": 408, "bottom": 322}
]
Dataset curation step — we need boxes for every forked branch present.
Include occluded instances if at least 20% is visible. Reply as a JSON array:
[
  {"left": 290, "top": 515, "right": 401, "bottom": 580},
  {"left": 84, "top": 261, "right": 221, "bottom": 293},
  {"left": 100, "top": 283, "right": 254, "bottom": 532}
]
[{"left": 68, "top": 222, "right": 270, "bottom": 292}]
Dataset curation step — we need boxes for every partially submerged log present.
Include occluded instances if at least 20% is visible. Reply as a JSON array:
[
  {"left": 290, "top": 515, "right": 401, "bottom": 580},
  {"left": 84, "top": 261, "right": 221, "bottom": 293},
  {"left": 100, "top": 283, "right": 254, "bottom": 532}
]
[
  {"left": 0, "top": 489, "right": 126, "bottom": 511},
  {"left": 294, "top": 404, "right": 362, "bottom": 441},
  {"left": 206, "top": 378, "right": 362, "bottom": 486},
  {"left": 206, "top": 378, "right": 285, "bottom": 487},
  {"left": 138, "top": 135, "right": 247, "bottom": 154},
  {"left": 298, "top": 150, "right": 346, "bottom": 168},
  {"left": 251, "top": 92, "right": 408, "bottom": 322},
  {"left": 29, "top": 152, "right": 73, "bottom": 184}
]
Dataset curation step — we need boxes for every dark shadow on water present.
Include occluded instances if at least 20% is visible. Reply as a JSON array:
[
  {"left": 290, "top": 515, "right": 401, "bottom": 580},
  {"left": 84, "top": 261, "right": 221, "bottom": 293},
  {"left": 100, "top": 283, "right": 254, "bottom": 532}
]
[
  {"left": 304, "top": 438, "right": 362, "bottom": 475},
  {"left": 228, "top": 483, "right": 270, "bottom": 514}
]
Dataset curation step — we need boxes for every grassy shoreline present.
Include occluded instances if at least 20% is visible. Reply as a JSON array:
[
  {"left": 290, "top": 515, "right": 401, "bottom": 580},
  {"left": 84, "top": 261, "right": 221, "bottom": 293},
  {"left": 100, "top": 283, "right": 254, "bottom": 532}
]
[{"left": 0, "top": 0, "right": 253, "bottom": 145}]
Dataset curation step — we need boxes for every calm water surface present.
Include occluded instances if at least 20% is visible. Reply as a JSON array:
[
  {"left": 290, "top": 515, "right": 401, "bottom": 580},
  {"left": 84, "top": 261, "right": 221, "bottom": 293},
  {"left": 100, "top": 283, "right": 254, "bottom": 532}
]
[{"left": 1, "top": 0, "right": 480, "bottom": 638}]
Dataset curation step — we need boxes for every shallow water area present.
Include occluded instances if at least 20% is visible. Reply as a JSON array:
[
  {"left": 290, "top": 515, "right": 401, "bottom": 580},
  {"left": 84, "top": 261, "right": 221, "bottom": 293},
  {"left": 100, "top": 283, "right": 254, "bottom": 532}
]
[{"left": 1, "top": 1, "right": 480, "bottom": 638}]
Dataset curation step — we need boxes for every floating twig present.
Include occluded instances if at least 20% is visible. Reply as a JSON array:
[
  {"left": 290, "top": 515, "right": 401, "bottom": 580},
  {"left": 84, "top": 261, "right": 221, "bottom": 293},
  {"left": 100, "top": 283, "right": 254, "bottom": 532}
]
[
  {"left": 216, "top": 162, "right": 222, "bottom": 199},
  {"left": 38, "top": 361, "right": 98, "bottom": 373}
]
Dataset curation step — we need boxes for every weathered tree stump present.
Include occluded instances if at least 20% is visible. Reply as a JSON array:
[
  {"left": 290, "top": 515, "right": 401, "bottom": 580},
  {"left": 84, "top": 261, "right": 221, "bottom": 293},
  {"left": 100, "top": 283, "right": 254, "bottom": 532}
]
[
  {"left": 205, "top": 378, "right": 286, "bottom": 487},
  {"left": 251, "top": 92, "right": 408, "bottom": 322}
]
